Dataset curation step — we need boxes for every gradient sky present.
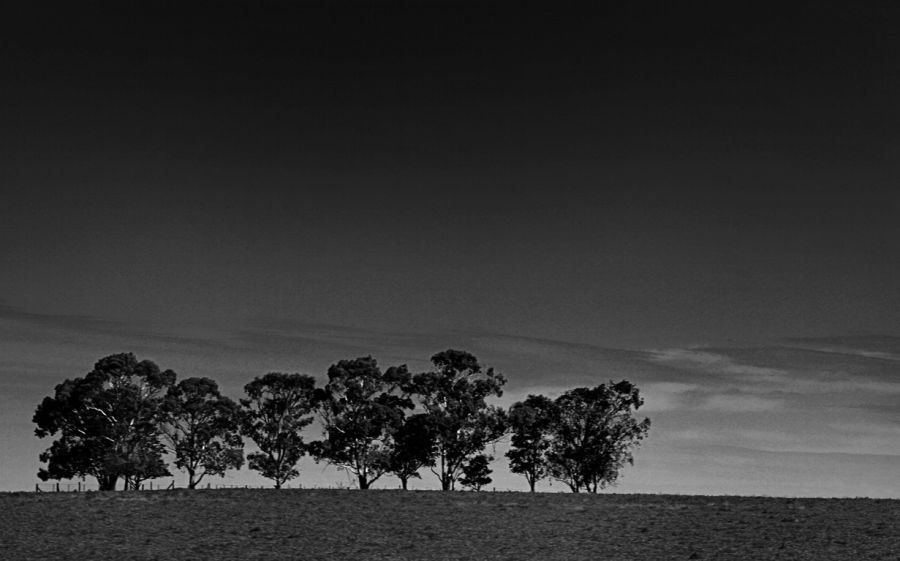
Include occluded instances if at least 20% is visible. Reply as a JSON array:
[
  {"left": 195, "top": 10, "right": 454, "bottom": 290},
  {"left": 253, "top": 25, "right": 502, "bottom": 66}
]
[{"left": 1, "top": 2, "right": 899, "bottom": 495}]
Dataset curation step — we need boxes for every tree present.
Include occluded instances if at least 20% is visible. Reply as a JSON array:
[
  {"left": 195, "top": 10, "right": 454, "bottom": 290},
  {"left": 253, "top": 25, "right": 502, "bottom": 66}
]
[
  {"left": 387, "top": 413, "right": 437, "bottom": 490},
  {"left": 33, "top": 353, "right": 175, "bottom": 491},
  {"left": 546, "top": 381, "right": 651, "bottom": 493},
  {"left": 240, "top": 372, "right": 316, "bottom": 489},
  {"left": 459, "top": 454, "right": 493, "bottom": 491},
  {"left": 411, "top": 349, "right": 507, "bottom": 491},
  {"left": 162, "top": 377, "right": 244, "bottom": 489},
  {"left": 310, "top": 357, "right": 412, "bottom": 489},
  {"left": 119, "top": 437, "right": 172, "bottom": 490},
  {"left": 506, "top": 394, "right": 556, "bottom": 492}
]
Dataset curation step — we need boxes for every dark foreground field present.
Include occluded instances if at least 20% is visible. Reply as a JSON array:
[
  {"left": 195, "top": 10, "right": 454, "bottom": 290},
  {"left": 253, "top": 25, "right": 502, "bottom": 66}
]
[{"left": 2, "top": 489, "right": 899, "bottom": 560}]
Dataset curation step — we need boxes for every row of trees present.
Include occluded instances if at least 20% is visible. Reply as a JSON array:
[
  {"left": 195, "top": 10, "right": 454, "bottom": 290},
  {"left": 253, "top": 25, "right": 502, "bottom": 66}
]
[{"left": 33, "top": 350, "right": 650, "bottom": 492}]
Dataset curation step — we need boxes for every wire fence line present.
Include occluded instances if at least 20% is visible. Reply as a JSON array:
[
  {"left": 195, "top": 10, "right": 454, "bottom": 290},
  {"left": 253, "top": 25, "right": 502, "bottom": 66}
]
[
  {"left": 33, "top": 481, "right": 503, "bottom": 493},
  {"left": 34, "top": 481, "right": 176, "bottom": 493},
  {"left": 32, "top": 481, "right": 362, "bottom": 493}
]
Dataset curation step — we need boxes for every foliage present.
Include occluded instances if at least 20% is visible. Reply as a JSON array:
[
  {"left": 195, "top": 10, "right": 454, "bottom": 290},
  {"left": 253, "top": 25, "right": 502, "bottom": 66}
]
[
  {"left": 506, "top": 394, "right": 556, "bottom": 492},
  {"left": 32, "top": 353, "right": 175, "bottom": 490},
  {"left": 310, "top": 357, "right": 412, "bottom": 489},
  {"left": 459, "top": 454, "right": 493, "bottom": 491},
  {"left": 387, "top": 413, "right": 437, "bottom": 489},
  {"left": 240, "top": 372, "right": 316, "bottom": 489},
  {"left": 162, "top": 377, "right": 244, "bottom": 489},
  {"left": 411, "top": 349, "right": 507, "bottom": 490},
  {"left": 116, "top": 437, "right": 172, "bottom": 490},
  {"left": 546, "top": 381, "right": 651, "bottom": 493}
]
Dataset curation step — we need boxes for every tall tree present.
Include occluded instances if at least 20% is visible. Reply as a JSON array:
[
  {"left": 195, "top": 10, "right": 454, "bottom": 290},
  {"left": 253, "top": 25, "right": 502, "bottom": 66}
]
[
  {"left": 411, "top": 349, "right": 507, "bottom": 491},
  {"left": 506, "top": 394, "right": 556, "bottom": 492},
  {"left": 547, "top": 381, "right": 651, "bottom": 493},
  {"left": 162, "top": 377, "right": 244, "bottom": 489},
  {"left": 240, "top": 372, "right": 316, "bottom": 489},
  {"left": 310, "top": 357, "right": 412, "bottom": 489},
  {"left": 387, "top": 413, "right": 437, "bottom": 490},
  {"left": 33, "top": 353, "right": 175, "bottom": 491},
  {"left": 459, "top": 454, "right": 493, "bottom": 491}
]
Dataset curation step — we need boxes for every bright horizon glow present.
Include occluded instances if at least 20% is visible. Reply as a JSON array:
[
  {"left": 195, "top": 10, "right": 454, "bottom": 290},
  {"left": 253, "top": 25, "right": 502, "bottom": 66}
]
[{"left": 4, "top": 311, "right": 900, "bottom": 498}]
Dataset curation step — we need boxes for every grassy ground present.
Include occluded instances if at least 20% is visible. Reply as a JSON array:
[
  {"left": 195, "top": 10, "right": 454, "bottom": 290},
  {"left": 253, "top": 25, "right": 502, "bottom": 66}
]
[{"left": 2, "top": 489, "right": 899, "bottom": 560}]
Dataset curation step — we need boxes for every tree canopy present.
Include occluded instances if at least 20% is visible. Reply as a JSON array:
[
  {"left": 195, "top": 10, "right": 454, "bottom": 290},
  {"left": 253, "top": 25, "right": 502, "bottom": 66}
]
[
  {"left": 240, "top": 372, "right": 316, "bottom": 489},
  {"left": 459, "top": 454, "right": 493, "bottom": 491},
  {"left": 506, "top": 394, "right": 556, "bottom": 492},
  {"left": 162, "top": 377, "right": 244, "bottom": 489},
  {"left": 310, "top": 356, "right": 412, "bottom": 489},
  {"left": 546, "top": 381, "right": 651, "bottom": 493},
  {"left": 387, "top": 412, "right": 437, "bottom": 490},
  {"left": 411, "top": 350, "right": 507, "bottom": 491},
  {"left": 33, "top": 353, "right": 175, "bottom": 490}
]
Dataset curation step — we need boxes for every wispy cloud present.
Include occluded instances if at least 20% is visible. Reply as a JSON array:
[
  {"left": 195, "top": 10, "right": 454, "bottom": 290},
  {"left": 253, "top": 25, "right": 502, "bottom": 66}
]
[
  {"left": 646, "top": 344, "right": 900, "bottom": 398},
  {"left": 784, "top": 335, "right": 900, "bottom": 362},
  {"left": 633, "top": 338, "right": 900, "bottom": 496},
  {"left": 638, "top": 382, "right": 699, "bottom": 412},
  {"left": 666, "top": 421, "right": 900, "bottom": 458},
  {"left": 647, "top": 347, "right": 787, "bottom": 379},
  {"left": 701, "top": 394, "right": 782, "bottom": 412}
]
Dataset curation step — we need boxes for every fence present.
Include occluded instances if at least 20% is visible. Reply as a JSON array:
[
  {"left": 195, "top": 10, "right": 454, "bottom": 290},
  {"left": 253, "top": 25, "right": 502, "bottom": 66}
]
[
  {"left": 32, "top": 481, "right": 338, "bottom": 492},
  {"left": 34, "top": 481, "right": 500, "bottom": 492},
  {"left": 35, "top": 480, "right": 176, "bottom": 493}
]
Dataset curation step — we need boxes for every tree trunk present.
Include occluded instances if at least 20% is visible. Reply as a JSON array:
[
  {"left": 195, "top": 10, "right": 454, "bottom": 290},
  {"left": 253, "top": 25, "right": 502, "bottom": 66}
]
[
  {"left": 187, "top": 469, "right": 197, "bottom": 489},
  {"left": 439, "top": 453, "right": 450, "bottom": 491},
  {"left": 400, "top": 476, "right": 409, "bottom": 490},
  {"left": 358, "top": 474, "right": 370, "bottom": 490},
  {"left": 97, "top": 475, "right": 118, "bottom": 491},
  {"left": 528, "top": 478, "right": 536, "bottom": 493}
]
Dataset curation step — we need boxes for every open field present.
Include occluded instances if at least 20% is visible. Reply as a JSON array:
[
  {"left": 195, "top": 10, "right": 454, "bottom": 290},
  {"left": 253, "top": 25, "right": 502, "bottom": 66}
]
[{"left": 2, "top": 489, "right": 899, "bottom": 560}]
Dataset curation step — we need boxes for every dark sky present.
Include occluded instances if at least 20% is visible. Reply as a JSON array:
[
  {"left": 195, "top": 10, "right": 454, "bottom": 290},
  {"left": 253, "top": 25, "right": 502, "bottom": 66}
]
[{"left": 1, "top": 2, "right": 899, "bottom": 493}]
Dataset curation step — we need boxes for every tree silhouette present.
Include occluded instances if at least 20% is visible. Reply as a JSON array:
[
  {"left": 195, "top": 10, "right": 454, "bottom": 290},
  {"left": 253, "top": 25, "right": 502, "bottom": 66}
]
[
  {"left": 506, "top": 394, "right": 555, "bottom": 492},
  {"left": 240, "top": 372, "right": 316, "bottom": 489},
  {"left": 547, "top": 381, "right": 651, "bottom": 493},
  {"left": 387, "top": 413, "right": 437, "bottom": 489},
  {"left": 310, "top": 357, "right": 412, "bottom": 489},
  {"left": 33, "top": 353, "right": 175, "bottom": 491},
  {"left": 411, "top": 350, "right": 507, "bottom": 491},
  {"left": 459, "top": 454, "right": 493, "bottom": 491},
  {"left": 162, "top": 377, "right": 244, "bottom": 489}
]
